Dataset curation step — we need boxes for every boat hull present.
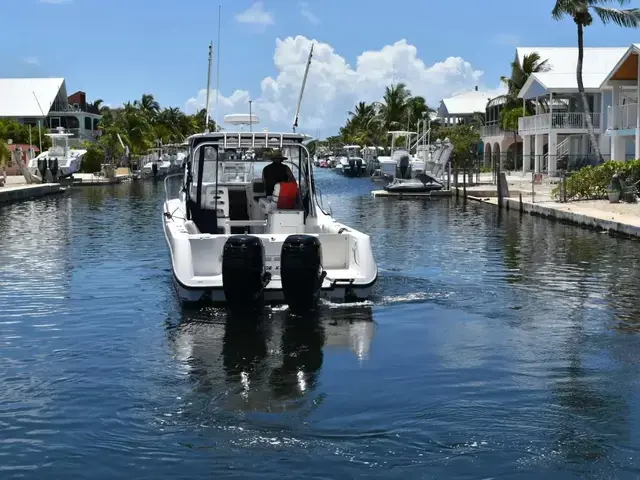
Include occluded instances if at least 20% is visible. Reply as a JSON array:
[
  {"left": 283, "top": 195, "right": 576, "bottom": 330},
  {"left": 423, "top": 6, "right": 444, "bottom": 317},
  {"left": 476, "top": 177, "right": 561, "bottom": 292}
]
[
  {"left": 163, "top": 198, "right": 378, "bottom": 308},
  {"left": 172, "top": 273, "right": 374, "bottom": 306}
]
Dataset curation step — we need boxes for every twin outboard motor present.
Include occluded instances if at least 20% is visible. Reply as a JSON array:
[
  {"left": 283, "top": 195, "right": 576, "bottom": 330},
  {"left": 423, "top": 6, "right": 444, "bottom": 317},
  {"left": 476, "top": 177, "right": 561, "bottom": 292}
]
[
  {"left": 348, "top": 159, "right": 356, "bottom": 173},
  {"left": 37, "top": 158, "right": 48, "bottom": 183},
  {"left": 281, "top": 235, "right": 327, "bottom": 312},
  {"left": 221, "top": 234, "right": 326, "bottom": 312},
  {"left": 48, "top": 158, "right": 59, "bottom": 180},
  {"left": 151, "top": 162, "right": 158, "bottom": 178},
  {"left": 222, "top": 235, "right": 271, "bottom": 309},
  {"left": 355, "top": 158, "right": 363, "bottom": 175}
]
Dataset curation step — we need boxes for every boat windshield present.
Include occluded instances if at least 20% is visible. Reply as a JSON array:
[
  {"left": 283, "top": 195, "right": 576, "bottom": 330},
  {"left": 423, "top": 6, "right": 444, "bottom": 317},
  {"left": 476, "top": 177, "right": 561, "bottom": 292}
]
[{"left": 191, "top": 144, "right": 311, "bottom": 190}]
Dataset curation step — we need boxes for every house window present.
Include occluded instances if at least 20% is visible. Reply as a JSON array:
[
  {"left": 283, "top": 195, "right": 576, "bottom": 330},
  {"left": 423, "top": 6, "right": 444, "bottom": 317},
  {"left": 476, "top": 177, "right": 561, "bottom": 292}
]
[{"left": 84, "top": 117, "right": 92, "bottom": 130}]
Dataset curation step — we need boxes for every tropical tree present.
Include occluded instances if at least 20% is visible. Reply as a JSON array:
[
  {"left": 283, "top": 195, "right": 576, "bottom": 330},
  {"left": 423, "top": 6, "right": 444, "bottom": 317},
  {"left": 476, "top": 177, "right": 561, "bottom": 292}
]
[
  {"left": 374, "top": 83, "right": 413, "bottom": 132},
  {"left": 501, "top": 52, "right": 550, "bottom": 101},
  {"left": 0, "top": 140, "right": 9, "bottom": 166},
  {"left": 134, "top": 93, "right": 161, "bottom": 119},
  {"left": 439, "top": 123, "right": 482, "bottom": 169},
  {"left": 552, "top": 0, "right": 640, "bottom": 161}
]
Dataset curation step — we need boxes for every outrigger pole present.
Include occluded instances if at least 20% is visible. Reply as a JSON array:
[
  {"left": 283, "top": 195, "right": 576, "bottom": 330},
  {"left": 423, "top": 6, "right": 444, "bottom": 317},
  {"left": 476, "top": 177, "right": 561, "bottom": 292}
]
[
  {"left": 292, "top": 43, "right": 314, "bottom": 133},
  {"left": 204, "top": 41, "right": 214, "bottom": 133}
]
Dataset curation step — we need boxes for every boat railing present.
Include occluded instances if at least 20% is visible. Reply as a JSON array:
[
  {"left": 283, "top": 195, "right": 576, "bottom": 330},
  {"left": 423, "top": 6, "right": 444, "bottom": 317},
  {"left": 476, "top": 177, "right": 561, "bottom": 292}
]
[{"left": 164, "top": 173, "right": 184, "bottom": 203}]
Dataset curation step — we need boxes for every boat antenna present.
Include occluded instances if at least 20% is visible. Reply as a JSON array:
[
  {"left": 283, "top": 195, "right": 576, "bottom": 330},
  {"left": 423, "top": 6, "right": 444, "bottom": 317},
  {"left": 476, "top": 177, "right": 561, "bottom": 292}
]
[
  {"left": 292, "top": 43, "right": 314, "bottom": 133},
  {"left": 32, "top": 91, "right": 48, "bottom": 152},
  {"left": 249, "top": 100, "right": 253, "bottom": 133},
  {"left": 204, "top": 41, "right": 214, "bottom": 133},
  {"left": 215, "top": 4, "right": 222, "bottom": 129}
]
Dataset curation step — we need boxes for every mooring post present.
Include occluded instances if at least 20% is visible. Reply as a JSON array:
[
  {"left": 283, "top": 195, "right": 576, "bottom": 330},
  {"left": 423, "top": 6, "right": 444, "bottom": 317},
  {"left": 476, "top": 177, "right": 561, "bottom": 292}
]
[
  {"left": 496, "top": 158, "right": 502, "bottom": 208},
  {"left": 463, "top": 165, "right": 467, "bottom": 198}
]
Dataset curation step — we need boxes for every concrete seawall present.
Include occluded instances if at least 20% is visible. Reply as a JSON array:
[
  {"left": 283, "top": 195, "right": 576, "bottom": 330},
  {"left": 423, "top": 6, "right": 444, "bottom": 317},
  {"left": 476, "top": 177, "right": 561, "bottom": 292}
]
[
  {"left": 0, "top": 184, "right": 65, "bottom": 205},
  {"left": 464, "top": 193, "right": 640, "bottom": 239}
]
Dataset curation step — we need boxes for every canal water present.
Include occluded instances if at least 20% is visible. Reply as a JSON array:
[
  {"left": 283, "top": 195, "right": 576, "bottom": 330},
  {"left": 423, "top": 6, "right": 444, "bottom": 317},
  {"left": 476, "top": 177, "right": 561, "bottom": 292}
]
[{"left": 2, "top": 169, "right": 640, "bottom": 479}]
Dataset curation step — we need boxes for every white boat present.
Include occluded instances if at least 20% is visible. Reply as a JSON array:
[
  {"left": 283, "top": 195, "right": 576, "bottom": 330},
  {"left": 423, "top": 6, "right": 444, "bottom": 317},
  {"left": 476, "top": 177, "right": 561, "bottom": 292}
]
[
  {"left": 336, "top": 145, "right": 366, "bottom": 177},
  {"left": 28, "top": 127, "right": 86, "bottom": 180},
  {"left": 162, "top": 123, "right": 377, "bottom": 310},
  {"left": 376, "top": 130, "right": 423, "bottom": 180}
]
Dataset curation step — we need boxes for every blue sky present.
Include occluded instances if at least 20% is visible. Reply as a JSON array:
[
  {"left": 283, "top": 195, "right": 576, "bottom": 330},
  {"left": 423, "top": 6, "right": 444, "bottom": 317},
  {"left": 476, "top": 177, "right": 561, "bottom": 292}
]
[{"left": 2, "top": 0, "right": 640, "bottom": 134}]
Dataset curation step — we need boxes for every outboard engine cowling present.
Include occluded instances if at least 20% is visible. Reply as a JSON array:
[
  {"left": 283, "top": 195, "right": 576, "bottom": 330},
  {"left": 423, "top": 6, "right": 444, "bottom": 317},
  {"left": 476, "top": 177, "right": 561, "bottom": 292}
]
[
  {"left": 37, "top": 158, "right": 48, "bottom": 183},
  {"left": 222, "top": 235, "right": 271, "bottom": 308},
  {"left": 355, "top": 158, "right": 363, "bottom": 176},
  {"left": 281, "top": 235, "right": 327, "bottom": 312},
  {"left": 48, "top": 158, "right": 59, "bottom": 180}
]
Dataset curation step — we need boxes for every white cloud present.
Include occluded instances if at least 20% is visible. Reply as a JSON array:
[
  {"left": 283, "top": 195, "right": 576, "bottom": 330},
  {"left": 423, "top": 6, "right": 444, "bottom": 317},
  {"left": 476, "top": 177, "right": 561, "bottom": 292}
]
[
  {"left": 184, "top": 36, "right": 506, "bottom": 135},
  {"left": 235, "top": 2, "right": 274, "bottom": 27},
  {"left": 299, "top": 1, "right": 320, "bottom": 24},
  {"left": 23, "top": 57, "right": 40, "bottom": 65}
]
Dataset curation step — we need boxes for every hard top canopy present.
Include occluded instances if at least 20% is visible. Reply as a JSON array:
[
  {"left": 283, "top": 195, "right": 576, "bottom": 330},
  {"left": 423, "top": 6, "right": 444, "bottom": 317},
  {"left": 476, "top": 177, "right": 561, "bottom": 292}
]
[{"left": 187, "top": 131, "right": 307, "bottom": 152}]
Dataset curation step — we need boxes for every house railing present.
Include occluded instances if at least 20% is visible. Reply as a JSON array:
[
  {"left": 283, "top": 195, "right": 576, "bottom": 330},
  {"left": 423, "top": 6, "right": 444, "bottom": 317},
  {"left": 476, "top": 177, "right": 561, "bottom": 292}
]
[
  {"left": 607, "top": 103, "right": 638, "bottom": 130},
  {"left": 480, "top": 124, "right": 504, "bottom": 137},
  {"left": 518, "top": 112, "right": 601, "bottom": 134}
]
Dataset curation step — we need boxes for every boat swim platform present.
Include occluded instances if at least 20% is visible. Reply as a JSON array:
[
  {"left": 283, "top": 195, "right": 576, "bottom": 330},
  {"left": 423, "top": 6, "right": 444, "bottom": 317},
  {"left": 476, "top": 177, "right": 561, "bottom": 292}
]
[{"left": 371, "top": 189, "right": 453, "bottom": 198}]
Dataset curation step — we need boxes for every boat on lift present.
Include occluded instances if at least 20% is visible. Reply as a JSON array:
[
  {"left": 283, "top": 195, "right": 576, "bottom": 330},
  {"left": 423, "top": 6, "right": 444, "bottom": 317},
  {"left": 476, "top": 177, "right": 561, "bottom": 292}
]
[
  {"left": 383, "top": 138, "right": 454, "bottom": 193},
  {"left": 162, "top": 42, "right": 377, "bottom": 310},
  {"left": 28, "top": 127, "right": 87, "bottom": 181}
]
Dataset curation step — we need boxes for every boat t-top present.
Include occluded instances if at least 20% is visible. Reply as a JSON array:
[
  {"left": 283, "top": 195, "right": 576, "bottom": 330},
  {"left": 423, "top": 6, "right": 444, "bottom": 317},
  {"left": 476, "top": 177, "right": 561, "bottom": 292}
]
[
  {"left": 163, "top": 114, "right": 377, "bottom": 310},
  {"left": 28, "top": 127, "right": 87, "bottom": 181}
]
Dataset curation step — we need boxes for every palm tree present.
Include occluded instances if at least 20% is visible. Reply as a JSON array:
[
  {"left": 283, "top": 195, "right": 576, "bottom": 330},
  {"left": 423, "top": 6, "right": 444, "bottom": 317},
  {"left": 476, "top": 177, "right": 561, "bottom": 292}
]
[
  {"left": 134, "top": 94, "right": 161, "bottom": 119},
  {"left": 552, "top": 0, "right": 640, "bottom": 162},
  {"left": 375, "top": 83, "right": 412, "bottom": 132},
  {"left": 498, "top": 52, "right": 550, "bottom": 113}
]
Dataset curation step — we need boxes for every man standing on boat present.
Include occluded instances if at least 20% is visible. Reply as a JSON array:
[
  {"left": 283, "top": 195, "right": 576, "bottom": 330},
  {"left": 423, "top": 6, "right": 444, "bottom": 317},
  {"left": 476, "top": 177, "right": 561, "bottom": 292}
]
[{"left": 262, "top": 149, "right": 296, "bottom": 197}]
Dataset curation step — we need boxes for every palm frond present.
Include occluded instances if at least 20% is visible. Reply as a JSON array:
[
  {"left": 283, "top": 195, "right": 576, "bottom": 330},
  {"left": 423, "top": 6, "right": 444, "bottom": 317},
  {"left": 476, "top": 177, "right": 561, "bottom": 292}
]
[
  {"left": 552, "top": 0, "right": 577, "bottom": 20},
  {"left": 592, "top": 6, "right": 640, "bottom": 26}
]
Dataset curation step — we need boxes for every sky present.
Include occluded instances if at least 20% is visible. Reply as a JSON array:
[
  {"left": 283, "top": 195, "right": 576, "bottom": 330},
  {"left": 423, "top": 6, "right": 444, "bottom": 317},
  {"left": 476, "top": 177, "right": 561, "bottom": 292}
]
[{"left": 3, "top": 0, "right": 640, "bottom": 137}]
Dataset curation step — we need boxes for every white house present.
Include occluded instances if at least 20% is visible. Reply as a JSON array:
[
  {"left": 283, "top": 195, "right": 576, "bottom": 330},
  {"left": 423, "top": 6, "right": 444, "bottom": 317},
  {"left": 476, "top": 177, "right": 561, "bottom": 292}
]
[
  {"left": 0, "top": 77, "right": 102, "bottom": 146},
  {"left": 437, "top": 86, "right": 491, "bottom": 126},
  {"left": 515, "top": 47, "right": 629, "bottom": 175}
]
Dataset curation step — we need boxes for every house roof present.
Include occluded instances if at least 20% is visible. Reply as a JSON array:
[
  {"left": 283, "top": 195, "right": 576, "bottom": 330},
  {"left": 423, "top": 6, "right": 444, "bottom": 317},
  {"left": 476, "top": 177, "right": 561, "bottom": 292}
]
[
  {"left": 439, "top": 89, "right": 491, "bottom": 115},
  {"left": 0, "top": 78, "right": 66, "bottom": 118},
  {"left": 599, "top": 43, "right": 640, "bottom": 87},
  {"left": 516, "top": 47, "right": 628, "bottom": 99}
]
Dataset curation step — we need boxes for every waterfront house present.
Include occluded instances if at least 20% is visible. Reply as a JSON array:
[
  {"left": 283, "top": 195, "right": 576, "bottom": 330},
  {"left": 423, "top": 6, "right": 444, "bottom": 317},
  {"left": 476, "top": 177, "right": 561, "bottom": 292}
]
[
  {"left": 515, "top": 47, "right": 627, "bottom": 175},
  {"left": 0, "top": 78, "right": 102, "bottom": 147},
  {"left": 437, "top": 87, "right": 491, "bottom": 126},
  {"left": 600, "top": 44, "right": 640, "bottom": 162}
]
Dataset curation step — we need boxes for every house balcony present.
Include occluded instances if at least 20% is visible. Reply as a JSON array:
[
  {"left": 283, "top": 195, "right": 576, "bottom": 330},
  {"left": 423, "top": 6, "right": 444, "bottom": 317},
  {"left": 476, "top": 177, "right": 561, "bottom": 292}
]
[
  {"left": 518, "top": 112, "right": 601, "bottom": 136},
  {"left": 480, "top": 123, "right": 505, "bottom": 138},
  {"left": 607, "top": 103, "right": 637, "bottom": 131}
]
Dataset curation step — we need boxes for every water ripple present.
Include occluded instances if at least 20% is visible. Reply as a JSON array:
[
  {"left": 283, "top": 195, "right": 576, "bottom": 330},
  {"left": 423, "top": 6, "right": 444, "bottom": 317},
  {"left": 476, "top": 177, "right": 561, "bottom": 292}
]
[{"left": 0, "top": 174, "right": 640, "bottom": 478}]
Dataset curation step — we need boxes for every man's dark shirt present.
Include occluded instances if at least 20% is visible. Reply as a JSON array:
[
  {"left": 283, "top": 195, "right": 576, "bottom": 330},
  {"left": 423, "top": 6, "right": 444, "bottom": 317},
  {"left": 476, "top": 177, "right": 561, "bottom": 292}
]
[{"left": 263, "top": 161, "right": 292, "bottom": 196}]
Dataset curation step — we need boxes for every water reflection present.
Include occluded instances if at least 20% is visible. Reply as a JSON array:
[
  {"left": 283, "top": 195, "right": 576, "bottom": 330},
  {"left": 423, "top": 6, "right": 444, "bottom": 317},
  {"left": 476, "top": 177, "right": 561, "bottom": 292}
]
[{"left": 168, "top": 307, "right": 375, "bottom": 413}]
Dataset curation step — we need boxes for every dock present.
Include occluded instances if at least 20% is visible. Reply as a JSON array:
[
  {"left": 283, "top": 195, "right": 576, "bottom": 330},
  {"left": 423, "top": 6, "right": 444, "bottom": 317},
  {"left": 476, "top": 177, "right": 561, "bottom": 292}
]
[
  {"left": 454, "top": 172, "right": 640, "bottom": 239},
  {"left": 371, "top": 189, "right": 453, "bottom": 198},
  {"left": 0, "top": 183, "right": 65, "bottom": 205}
]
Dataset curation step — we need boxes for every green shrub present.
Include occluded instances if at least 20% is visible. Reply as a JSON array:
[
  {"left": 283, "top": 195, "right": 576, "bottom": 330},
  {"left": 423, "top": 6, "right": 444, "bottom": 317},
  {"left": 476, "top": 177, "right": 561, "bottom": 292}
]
[
  {"left": 551, "top": 160, "right": 640, "bottom": 200},
  {"left": 80, "top": 143, "right": 105, "bottom": 173}
]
